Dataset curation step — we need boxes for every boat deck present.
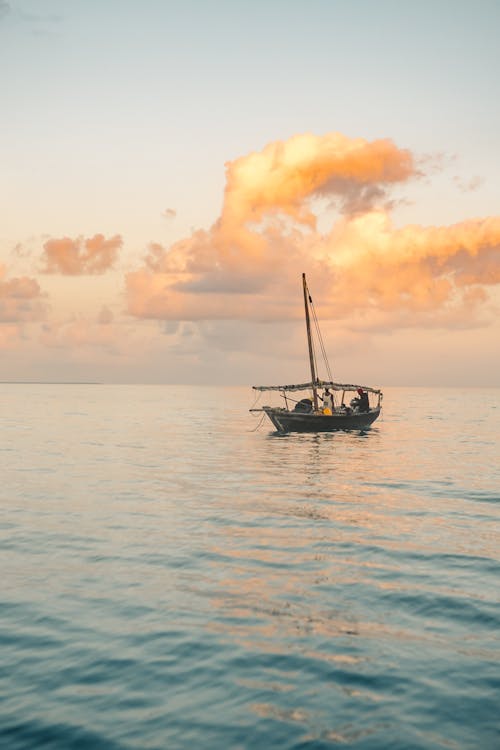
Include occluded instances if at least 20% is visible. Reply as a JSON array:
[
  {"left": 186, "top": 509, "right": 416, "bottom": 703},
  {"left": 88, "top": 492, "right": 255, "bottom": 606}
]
[{"left": 261, "top": 405, "right": 381, "bottom": 433}]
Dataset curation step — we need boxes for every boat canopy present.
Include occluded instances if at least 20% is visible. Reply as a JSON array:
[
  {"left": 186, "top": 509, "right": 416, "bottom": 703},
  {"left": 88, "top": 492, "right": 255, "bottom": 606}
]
[{"left": 252, "top": 380, "right": 382, "bottom": 395}]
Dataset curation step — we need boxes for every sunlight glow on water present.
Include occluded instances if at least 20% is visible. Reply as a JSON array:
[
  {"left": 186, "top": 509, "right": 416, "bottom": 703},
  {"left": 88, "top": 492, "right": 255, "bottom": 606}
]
[{"left": 0, "top": 385, "right": 499, "bottom": 749}]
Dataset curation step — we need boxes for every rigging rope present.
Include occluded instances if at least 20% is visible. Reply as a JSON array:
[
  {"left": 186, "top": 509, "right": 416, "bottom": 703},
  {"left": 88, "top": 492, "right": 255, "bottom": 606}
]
[
  {"left": 309, "top": 295, "right": 319, "bottom": 387},
  {"left": 310, "top": 298, "right": 333, "bottom": 382},
  {"left": 249, "top": 389, "right": 262, "bottom": 410},
  {"left": 306, "top": 285, "right": 334, "bottom": 382},
  {"left": 305, "top": 285, "right": 335, "bottom": 407}
]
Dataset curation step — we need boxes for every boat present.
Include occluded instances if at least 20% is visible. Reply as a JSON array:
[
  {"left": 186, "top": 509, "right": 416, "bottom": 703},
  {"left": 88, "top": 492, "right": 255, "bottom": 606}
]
[{"left": 250, "top": 273, "right": 383, "bottom": 433}]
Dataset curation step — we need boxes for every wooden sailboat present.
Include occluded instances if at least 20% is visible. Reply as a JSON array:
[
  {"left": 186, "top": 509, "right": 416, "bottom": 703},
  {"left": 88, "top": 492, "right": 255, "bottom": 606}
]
[{"left": 250, "top": 273, "right": 383, "bottom": 433}]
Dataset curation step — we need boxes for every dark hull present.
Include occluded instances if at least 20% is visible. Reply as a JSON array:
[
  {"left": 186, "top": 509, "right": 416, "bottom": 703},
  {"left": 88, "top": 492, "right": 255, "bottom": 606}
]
[{"left": 262, "top": 406, "right": 381, "bottom": 433}]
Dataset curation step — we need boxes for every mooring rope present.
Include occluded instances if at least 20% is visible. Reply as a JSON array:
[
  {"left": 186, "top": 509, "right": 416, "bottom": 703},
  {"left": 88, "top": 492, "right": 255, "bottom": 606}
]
[{"left": 249, "top": 412, "right": 266, "bottom": 431}]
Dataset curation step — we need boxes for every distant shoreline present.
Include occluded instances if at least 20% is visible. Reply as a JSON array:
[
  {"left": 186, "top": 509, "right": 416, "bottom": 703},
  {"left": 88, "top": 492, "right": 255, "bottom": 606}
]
[
  {"left": 0, "top": 381, "right": 102, "bottom": 385},
  {"left": 0, "top": 382, "right": 498, "bottom": 388}
]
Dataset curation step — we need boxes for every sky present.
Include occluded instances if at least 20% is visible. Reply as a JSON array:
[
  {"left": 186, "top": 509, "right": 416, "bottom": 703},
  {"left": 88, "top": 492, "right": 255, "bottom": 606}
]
[{"left": 1, "top": 0, "right": 499, "bottom": 385}]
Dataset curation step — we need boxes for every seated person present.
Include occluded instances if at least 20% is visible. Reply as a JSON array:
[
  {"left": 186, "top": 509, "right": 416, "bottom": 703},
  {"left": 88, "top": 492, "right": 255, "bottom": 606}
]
[
  {"left": 294, "top": 397, "right": 313, "bottom": 413},
  {"left": 357, "top": 388, "right": 370, "bottom": 412}
]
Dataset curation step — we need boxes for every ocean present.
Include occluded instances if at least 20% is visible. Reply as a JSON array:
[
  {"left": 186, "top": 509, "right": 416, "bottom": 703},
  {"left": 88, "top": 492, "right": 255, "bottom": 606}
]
[{"left": 0, "top": 384, "right": 499, "bottom": 749}]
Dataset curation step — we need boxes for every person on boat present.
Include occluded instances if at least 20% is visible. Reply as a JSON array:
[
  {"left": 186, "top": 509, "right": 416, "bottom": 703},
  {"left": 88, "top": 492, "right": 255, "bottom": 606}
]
[
  {"left": 322, "top": 388, "right": 333, "bottom": 413},
  {"left": 294, "top": 397, "right": 313, "bottom": 413},
  {"left": 357, "top": 388, "right": 370, "bottom": 412}
]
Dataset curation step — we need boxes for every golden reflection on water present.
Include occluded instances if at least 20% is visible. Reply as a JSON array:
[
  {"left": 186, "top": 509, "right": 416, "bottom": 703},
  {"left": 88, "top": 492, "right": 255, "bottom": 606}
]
[
  {"left": 206, "top": 480, "right": 497, "bottom": 649},
  {"left": 1, "top": 386, "right": 499, "bottom": 748},
  {"left": 202, "top": 389, "right": 500, "bottom": 714}
]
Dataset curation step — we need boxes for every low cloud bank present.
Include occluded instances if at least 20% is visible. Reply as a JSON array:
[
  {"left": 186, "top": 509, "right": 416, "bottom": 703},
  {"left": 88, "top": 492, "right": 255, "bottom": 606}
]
[
  {"left": 125, "top": 131, "right": 500, "bottom": 329},
  {"left": 0, "top": 264, "right": 45, "bottom": 323}
]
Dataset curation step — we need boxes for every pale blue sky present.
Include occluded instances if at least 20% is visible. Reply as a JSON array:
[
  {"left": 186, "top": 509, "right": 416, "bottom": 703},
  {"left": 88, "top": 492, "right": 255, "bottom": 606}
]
[
  {"left": 1, "top": 0, "right": 499, "bottom": 384},
  {"left": 2, "top": 0, "right": 499, "bottom": 237}
]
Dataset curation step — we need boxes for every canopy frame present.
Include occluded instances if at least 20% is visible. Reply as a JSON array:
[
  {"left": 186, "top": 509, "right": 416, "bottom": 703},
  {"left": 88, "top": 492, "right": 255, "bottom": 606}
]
[{"left": 252, "top": 380, "right": 382, "bottom": 395}]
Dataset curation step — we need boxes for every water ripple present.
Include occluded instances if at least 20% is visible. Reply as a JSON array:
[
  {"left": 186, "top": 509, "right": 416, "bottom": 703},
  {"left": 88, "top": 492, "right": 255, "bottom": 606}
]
[{"left": 0, "top": 385, "right": 499, "bottom": 749}]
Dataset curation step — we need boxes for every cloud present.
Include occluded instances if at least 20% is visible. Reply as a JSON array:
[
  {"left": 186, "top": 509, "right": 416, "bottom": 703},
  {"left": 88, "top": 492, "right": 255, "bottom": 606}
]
[
  {"left": 222, "top": 131, "right": 416, "bottom": 228},
  {"left": 162, "top": 208, "right": 177, "bottom": 219},
  {"left": 453, "top": 175, "right": 485, "bottom": 193},
  {"left": 311, "top": 212, "right": 500, "bottom": 320},
  {"left": 41, "top": 234, "right": 122, "bottom": 275},
  {"left": 0, "top": 325, "right": 25, "bottom": 350},
  {"left": 12, "top": 242, "right": 31, "bottom": 259},
  {"left": 125, "top": 132, "right": 500, "bottom": 330},
  {"left": 0, "top": 1, "right": 10, "bottom": 20},
  {"left": 20, "top": 11, "right": 63, "bottom": 23},
  {"left": 97, "top": 305, "right": 114, "bottom": 325},
  {"left": 41, "top": 316, "right": 124, "bottom": 356},
  {"left": 18, "top": 8, "right": 64, "bottom": 36},
  {"left": 0, "top": 264, "right": 46, "bottom": 323}
]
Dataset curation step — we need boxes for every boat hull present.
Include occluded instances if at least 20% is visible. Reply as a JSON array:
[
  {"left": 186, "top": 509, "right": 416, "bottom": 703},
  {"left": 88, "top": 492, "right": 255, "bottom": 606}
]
[{"left": 262, "top": 406, "right": 381, "bottom": 433}]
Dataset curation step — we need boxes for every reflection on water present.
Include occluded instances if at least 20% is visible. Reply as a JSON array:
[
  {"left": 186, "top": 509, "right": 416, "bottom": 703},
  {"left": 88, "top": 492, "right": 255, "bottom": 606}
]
[{"left": 0, "top": 385, "right": 499, "bottom": 749}]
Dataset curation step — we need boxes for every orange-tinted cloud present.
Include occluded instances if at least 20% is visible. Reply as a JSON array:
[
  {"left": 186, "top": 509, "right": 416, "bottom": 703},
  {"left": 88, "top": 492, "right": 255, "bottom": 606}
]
[
  {"left": 222, "top": 131, "right": 416, "bottom": 228},
  {"left": 41, "top": 234, "right": 122, "bottom": 275},
  {"left": 125, "top": 132, "right": 500, "bottom": 330},
  {"left": 0, "top": 264, "right": 45, "bottom": 322},
  {"left": 40, "top": 315, "right": 122, "bottom": 355},
  {"left": 97, "top": 305, "right": 114, "bottom": 325},
  {"left": 311, "top": 211, "right": 500, "bottom": 321},
  {"left": 162, "top": 208, "right": 177, "bottom": 219},
  {"left": 454, "top": 175, "right": 484, "bottom": 193}
]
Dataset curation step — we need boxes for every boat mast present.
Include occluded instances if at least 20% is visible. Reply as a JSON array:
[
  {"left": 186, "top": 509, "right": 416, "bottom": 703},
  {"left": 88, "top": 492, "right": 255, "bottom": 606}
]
[{"left": 302, "top": 273, "right": 319, "bottom": 410}]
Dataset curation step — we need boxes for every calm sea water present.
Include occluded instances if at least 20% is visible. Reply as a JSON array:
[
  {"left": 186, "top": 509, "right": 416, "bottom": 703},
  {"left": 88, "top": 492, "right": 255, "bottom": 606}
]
[{"left": 0, "top": 385, "right": 499, "bottom": 750}]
